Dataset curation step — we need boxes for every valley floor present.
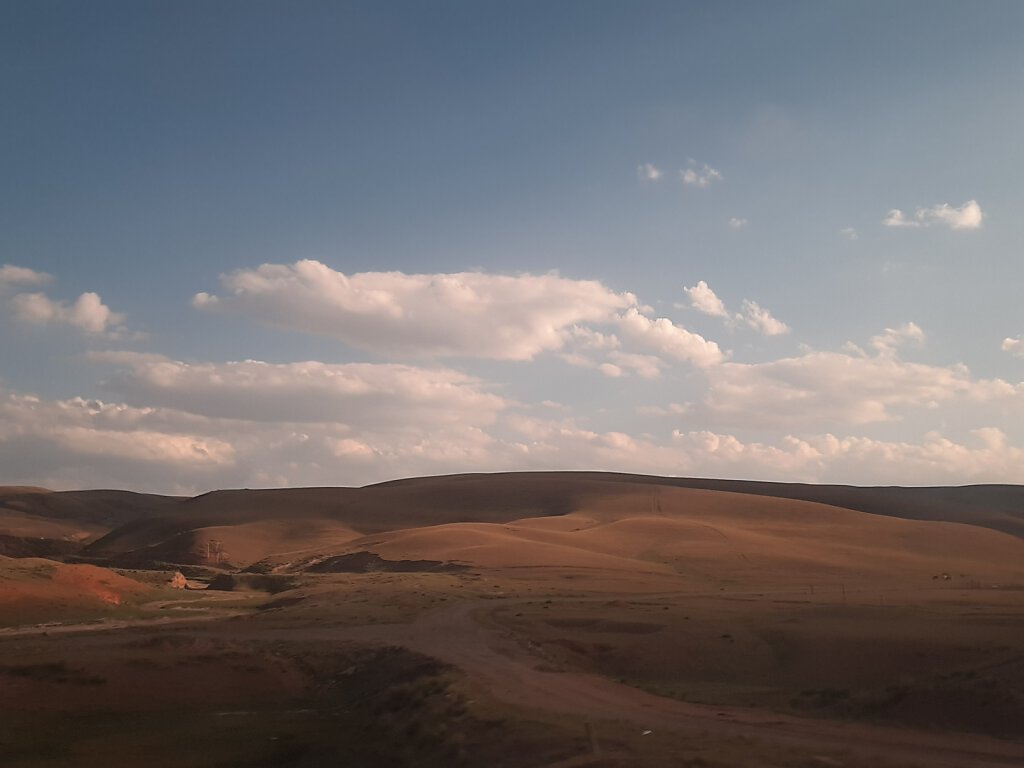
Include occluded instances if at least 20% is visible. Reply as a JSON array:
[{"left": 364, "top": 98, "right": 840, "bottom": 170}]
[{"left": 2, "top": 568, "right": 1022, "bottom": 767}]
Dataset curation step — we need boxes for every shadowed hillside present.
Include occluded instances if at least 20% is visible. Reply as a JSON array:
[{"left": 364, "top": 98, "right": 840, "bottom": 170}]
[{"left": 0, "top": 488, "right": 184, "bottom": 535}]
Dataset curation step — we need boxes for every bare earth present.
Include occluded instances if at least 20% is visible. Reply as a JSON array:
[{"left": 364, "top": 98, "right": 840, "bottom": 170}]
[{"left": 1, "top": 472, "right": 1022, "bottom": 767}]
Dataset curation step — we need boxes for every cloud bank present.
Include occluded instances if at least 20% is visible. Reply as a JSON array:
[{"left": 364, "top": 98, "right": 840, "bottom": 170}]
[
  {"left": 195, "top": 262, "right": 639, "bottom": 360},
  {"left": 3, "top": 378, "right": 1020, "bottom": 493},
  {"left": 195, "top": 262, "right": 724, "bottom": 372},
  {"left": 1, "top": 264, "right": 1021, "bottom": 493}
]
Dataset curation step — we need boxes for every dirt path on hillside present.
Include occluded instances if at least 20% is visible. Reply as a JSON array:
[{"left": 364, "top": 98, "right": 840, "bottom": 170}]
[{"left": 340, "top": 598, "right": 1024, "bottom": 768}]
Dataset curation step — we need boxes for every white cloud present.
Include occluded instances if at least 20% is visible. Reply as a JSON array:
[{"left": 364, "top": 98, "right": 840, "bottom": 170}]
[
  {"left": 728, "top": 217, "right": 748, "bottom": 230},
  {"left": 883, "top": 200, "right": 983, "bottom": 230},
  {"left": 10, "top": 291, "right": 126, "bottom": 336},
  {"left": 567, "top": 326, "right": 621, "bottom": 352},
  {"left": 196, "top": 262, "right": 726, "bottom": 377},
  {"left": 928, "top": 200, "right": 984, "bottom": 229},
  {"left": 55, "top": 355, "right": 509, "bottom": 489},
  {"left": 606, "top": 351, "right": 664, "bottom": 379},
  {"left": 104, "top": 357, "right": 509, "bottom": 427},
  {"left": 883, "top": 209, "right": 916, "bottom": 228},
  {"left": 506, "top": 414, "right": 1024, "bottom": 486},
  {"left": 616, "top": 307, "right": 725, "bottom": 368},
  {"left": 684, "top": 280, "right": 730, "bottom": 318},
  {"left": 871, "top": 322, "right": 925, "bottom": 356},
  {"left": 696, "top": 325, "right": 1020, "bottom": 429},
  {"left": 681, "top": 164, "right": 723, "bottom": 188},
  {"left": 597, "top": 362, "right": 623, "bottom": 378},
  {"left": 0, "top": 390, "right": 237, "bottom": 492},
  {"left": 0, "top": 264, "right": 51, "bottom": 286},
  {"left": 3, "top": 370, "right": 1023, "bottom": 492},
  {"left": 700, "top": 353, "right": 960, "bottom": 427},
  {"left": 563, "top": 327, "right": 698, "bottom": 379},
  {"left": 669, "top": 428, "right": 1024, "bottom": 486},
  {"left": 683, "top": 281, "right": 789, "bottom": 336},
  {"left": 1001, "top": 337, "right": 1023, "bottom": 357},
  {"left": 195, "top": 262, "right": 638, "bottom": 361},
  {"left": 637, "top": 163, "right": 662, "bottom": 181},
  {"left": 741, "top": 300, "right": 790, "bottom": 336},
  {"left": 51, "top": 426, "right": 234, "bottom": 466},
  {"left": 839, "top": 227, "right": 858, "bottom": 241}
]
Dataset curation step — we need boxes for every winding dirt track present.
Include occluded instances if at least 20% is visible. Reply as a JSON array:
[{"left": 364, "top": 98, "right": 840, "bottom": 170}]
[{"left": 340, "top": 599, "right": 1024, "bottom": 768}]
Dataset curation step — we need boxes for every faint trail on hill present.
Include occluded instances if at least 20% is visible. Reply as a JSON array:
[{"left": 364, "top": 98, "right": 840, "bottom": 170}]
[{"left": 337, "top": 598, "right": 1024, "bottom": 768}]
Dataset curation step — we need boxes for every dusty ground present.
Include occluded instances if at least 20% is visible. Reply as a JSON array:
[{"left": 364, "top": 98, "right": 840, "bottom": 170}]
[
  {"left": 1, "top": 566, "right": 1022, "bottom": 767},
  {"left": 1, "top": 474, "right": 1023, "bottom": 766}
]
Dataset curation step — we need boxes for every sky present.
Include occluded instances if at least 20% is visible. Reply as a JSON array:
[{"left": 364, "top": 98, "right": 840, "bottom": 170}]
[{"left": 1, "top": 1, "right": 1023, "bottom": 493}]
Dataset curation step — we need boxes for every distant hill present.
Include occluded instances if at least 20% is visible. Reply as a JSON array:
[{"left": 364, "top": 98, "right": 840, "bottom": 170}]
[
  {"left": 2, "top": 473, "right": 1021, "bottom": 571},
  {"left": 594, "top": 475, "right": 1024, "bottom": 538},
  {"left": 0, "top": 487, "right": 184, "bottom": 529}
]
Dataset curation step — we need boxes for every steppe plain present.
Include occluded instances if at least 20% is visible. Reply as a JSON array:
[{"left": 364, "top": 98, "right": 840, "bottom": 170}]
[{"left": 1, "top": 472, "right": 1022, "bottom": 767}]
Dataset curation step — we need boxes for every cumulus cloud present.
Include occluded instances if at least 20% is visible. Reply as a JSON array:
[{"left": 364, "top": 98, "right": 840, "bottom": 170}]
[
  {"left": 700, "top": 353, "right": 960, "bottom": 428},
  {"left": 5, "top": 263, "right": 1021, "bottom": 491},
  {"left": 728, "top": 217, "right": 748, "bottom": 230},
  {"left": 681, "top": 164, "right": 723, "bottom": 187},
  {"left": 195, "top": 262, "right": 639, "bottom": 361},
  {"left": 562, "top": 317, "right": 716, "bottom": 376},
  {"left": 637, "top": 163, "right": 662, "bottom": 181},
  {"left": 1002, "top": 337, "right": 1023, "bottom": 357},
  {"left": 0, "top": 390, "right": 236, "bottom": 492},
  {"left": 195, "top": 262, "right": 724, "bottom": 377},
  {"left": 871, "top": 322, "right": 925, "bottom": 356},
  {"left": 10, "top": 291, "right": 126, "bottom": 336},
  {"left": 684, "top": 280, "right": 729, "bottom": 318},
  {"left": 3, "top": 371, "right": 1023, "bottom": 492},
  {"left": 884, "top": 200, "right": 983, "bottom": 230},
  {"left": 669, "top": 428, "right": 1024, "bottom": 486},
  {"left": 617, "top": 308, "right": 725, "bottom": 368},
  {"left": 682, "top": 281, "right": 790, "bottom": 336},
  {"left": 695, "top": 325, "right": 1020, "bottom": 429},
  {"left": 506, "top": 415, "right": 1024, "bottom": 486},
  {"left": 839, "top": 227, "right": 858, "bottom": 241},
  {"left": 104, "top": 357, "right": 508, "bottom": 427},
  {"left": 741, "top": 300, "right": 790, "bottom": 336},
  {"left": 605, "top": 351, "right": 664, "bottom": 379},
  {"left": 16, "top": 354, "right": 510, "bottom": 489},
  {"left": 0, "top": 264, "right": 51, "bottom": 286},
  {"left": 883, "top": 209, "right": 914, "bottom": 228}
]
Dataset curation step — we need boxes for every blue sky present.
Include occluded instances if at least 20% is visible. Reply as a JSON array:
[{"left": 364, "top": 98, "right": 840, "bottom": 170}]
[{"left": 1, "top": 1, "right": 1022, "bottom": 492}]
